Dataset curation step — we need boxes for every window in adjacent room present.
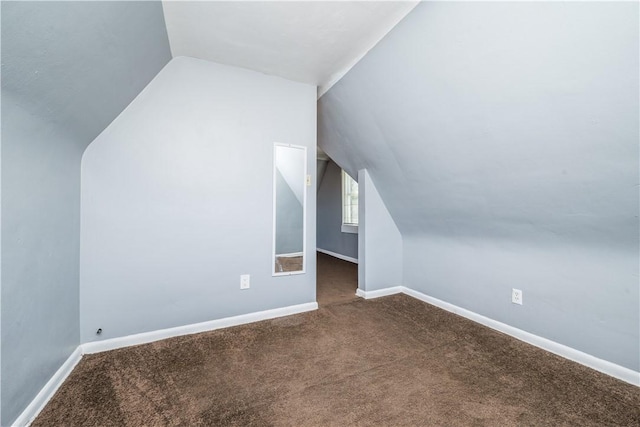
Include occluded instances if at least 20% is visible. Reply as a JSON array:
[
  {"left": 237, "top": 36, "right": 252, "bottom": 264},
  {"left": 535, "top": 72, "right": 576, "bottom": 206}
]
[{"left": 341, "top": 170, "right": 358, "bottom": 234}]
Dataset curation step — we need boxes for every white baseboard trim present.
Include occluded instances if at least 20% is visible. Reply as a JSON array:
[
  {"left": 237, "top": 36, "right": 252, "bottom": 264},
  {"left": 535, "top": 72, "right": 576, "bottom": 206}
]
[
  {"left": 81, "top": 301, "right": 318, "bottom": 354},
  {"left": 357, "top": 285, "right": 640, "bottom": 387},
  {"left": 13, "top": 347, "right": 83, "bottom": 427},
  {"left": 12, "top": 302, "right": 318, "bottom": 426},
  {"left": 14, "top": 288, "right": 638, "bottom": 427},
  {"left": 317, "top": 248, "right": 358, "bottom": 264},
  {"left": 355, "top": 286, "right": 402, "bottom": 299}
]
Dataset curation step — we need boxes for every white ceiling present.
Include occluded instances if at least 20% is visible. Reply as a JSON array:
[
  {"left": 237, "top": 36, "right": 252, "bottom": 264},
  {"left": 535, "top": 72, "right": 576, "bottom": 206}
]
[{"left": 162, "top": 1, "right": 418, "bottom": 97}]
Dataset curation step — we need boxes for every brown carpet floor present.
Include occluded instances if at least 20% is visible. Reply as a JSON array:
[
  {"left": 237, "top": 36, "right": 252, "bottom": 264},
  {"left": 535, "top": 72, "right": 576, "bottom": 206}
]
[
  {"left": 316, "top": 252, "right": 358, "bottom": 306},
  {"left": 34, "top": 272, "right": 639, "bottom": 426}
]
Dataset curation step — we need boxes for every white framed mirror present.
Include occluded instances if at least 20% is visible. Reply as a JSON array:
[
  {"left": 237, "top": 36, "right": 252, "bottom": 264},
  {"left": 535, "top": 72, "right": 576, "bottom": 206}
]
[{"left": 272, "top": 143, "right": 307, "bottom": 276}]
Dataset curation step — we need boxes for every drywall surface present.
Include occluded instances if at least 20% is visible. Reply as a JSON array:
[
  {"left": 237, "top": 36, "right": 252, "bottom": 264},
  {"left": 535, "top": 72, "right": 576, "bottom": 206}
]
[
  {"left": 403, "top": 236, "right": 639, "bottom": 371},
  {"left": 317, "top": 159, "right": 329, "bottom": 189},
  {"left": 317, "top": 161, "right": 358, "bottom": 260},
  {"left": 1, "top": 97, "right": 82, "bottom": 427},
  {"left": 358, "top": 170, "right": 402, "bottom": 292},
  {"left": 318, "top": 2, "right": 639, "bottom": 370},
  {"left": 1, "top": 2, "right": 171, "bottom": 425},
  {"left": 80, "top": 57, "right": 317, "bottom": 342}
]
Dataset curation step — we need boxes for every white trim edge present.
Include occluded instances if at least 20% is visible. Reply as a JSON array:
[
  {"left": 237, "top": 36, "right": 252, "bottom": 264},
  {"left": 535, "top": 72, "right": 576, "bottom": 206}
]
[
  {"left": 340, "top": 224, "right": 358, "bottom": 234},
  {"left": 13, "top": 347, "right": 82, "bottom": 427},
  {"left": 13, "top": 302, "right": 319, "bottom": 426},
  {"left": 355, "top": 286, "right": 402, "bottom": 299},
  {"left": 316, "top": 2, "right": 420, "bottom": 98},
  {"left": 355, "top": 285, "right": 640, "bottom": 387},
  {"left": 317, "top": 248, "right": 358, "bottom": 264},
  {"left": 81, "top": 302, "right": 318, "bottom": 355},
  {"left": 14, "top": 287, "right": 638, "bottom": 426}
]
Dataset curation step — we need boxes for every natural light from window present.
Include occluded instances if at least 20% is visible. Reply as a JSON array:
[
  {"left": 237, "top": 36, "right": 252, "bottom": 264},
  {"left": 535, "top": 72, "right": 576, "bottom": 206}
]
[{"left": 342, "top": 170, "right": 358, "bottom": 233}]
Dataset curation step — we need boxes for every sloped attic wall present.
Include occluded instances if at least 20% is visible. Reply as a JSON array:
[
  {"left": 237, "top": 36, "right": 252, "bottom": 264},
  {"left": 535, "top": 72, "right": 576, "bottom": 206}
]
[
  {"left": 1, "top": 2, "right": 171, "bottom": 424},
  {"left": 318, "top": 2, "right": 639, "bottom": 371}
]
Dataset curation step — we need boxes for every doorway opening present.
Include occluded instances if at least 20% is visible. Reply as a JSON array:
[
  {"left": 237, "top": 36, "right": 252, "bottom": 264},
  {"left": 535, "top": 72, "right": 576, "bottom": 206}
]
[
  {"left": 316, "top": 153, "right": 359, "bottom": 306},
  {"left": 316, "top": 251, "right": 358, "bottom": 306}
]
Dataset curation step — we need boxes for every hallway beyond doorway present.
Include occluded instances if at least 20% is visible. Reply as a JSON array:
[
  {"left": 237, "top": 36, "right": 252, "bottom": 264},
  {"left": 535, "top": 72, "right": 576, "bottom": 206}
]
[{"left": 316, "top": 252, "right": 357, "bottom": 306}]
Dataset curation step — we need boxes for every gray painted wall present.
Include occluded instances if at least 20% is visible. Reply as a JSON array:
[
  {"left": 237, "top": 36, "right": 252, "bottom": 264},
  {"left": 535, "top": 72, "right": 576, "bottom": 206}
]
[
  {"left": 317, "top": 160, "right": 358, "bottom": 260},
  {"left": 1, "top": 96, "right": 83, "bottom": 427},
  {"left": 275, "top": 170, "right": 304, "bottom": 254},
  {"left": 1, "top": 2, "right": 171, "bottom": 424},
  {"left": 358, "top": 169, "right": 402, "bottom": 292},
  {"left": 318, "top": 2, "right": 639, "bottom": 370},
  {"left": 80, "top": 57, "right": 317, "bottom": 342},
  {"left": 317, "top": 159, "right": 329, "bottom": 190}
]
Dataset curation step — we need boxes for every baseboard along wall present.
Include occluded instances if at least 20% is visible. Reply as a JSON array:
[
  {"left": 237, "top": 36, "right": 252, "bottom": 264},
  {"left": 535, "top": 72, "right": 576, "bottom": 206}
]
[
  {"left": 11, "top": 347, "right": 83, "bottom": 427},
  {"left": 12, "top": 301, "right": 318, "bottom": 427},
  {"left": 316, "top": 248, "right": 358, "bottom": 264},
  {"left": 355, "top": 286, "right": 402, "bottom": 299},
  {"left": 81, "top": 302, "right": 318, "bottom": 354},
  {"left": 355, "top": 285, "right": 640, "bottom": 387},
  {"left": 14, "top": 285, "right": 639, "bottom": 427}
]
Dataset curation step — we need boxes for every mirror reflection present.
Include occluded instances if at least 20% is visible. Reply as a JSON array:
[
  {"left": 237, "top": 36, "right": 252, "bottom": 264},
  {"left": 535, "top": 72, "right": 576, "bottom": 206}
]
[{"left": 273, "top": 144, "right": 306, "bottom": 275}]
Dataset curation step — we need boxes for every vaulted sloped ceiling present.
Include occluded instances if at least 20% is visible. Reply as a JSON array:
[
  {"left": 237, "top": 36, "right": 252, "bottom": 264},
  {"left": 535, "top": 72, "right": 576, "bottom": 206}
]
[
  {"left": 318, "top": 1, "right": 639, "bottom": 371},
  {"left": 1, "top": 2, "right": 172, "bottom": 425},
  {"left": 2, "top": 1, "right": 172, "bottom": 146},
  {"left": 319, "top": 1, "right": 639, "bottom": 250}
]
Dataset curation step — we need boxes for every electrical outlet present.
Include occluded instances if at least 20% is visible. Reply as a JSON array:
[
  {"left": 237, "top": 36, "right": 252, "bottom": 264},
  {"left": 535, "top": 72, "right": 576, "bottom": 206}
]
[
  {"left": 240, "top": 274, "right": 250, "bottom": 290},
  {"left": 512, "top": 288, "right": 523, "bottom": 305}
]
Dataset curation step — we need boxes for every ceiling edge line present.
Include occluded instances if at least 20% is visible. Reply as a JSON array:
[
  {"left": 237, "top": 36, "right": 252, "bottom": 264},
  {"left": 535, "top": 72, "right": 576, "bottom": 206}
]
[{"left": 317, "top": 1, "right": 419, "bottom": 100}]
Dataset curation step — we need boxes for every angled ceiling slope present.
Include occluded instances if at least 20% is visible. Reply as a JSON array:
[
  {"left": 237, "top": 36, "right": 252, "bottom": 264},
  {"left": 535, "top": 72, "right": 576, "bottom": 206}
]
[
  {"left": 2, "top": 1, "right": 172, "bottom": 146},
  {"left": 162, "top": 0, "right": 418, "bottom": 96},
  {"left": 318, "top": 1, "right": 639, "bottom": 374},
  {"left": 319, "top": 1, "right": 639, "bottom": 246}
]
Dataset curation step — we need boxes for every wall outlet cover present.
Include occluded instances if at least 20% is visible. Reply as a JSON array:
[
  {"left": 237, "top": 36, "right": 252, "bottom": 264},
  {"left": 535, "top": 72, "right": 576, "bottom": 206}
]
[
  {"left": 512, "top": 288, "right": 523, "bottom": 305},
  {"left": 240, "top": 274, "right": 250, "bottom": 290}
]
